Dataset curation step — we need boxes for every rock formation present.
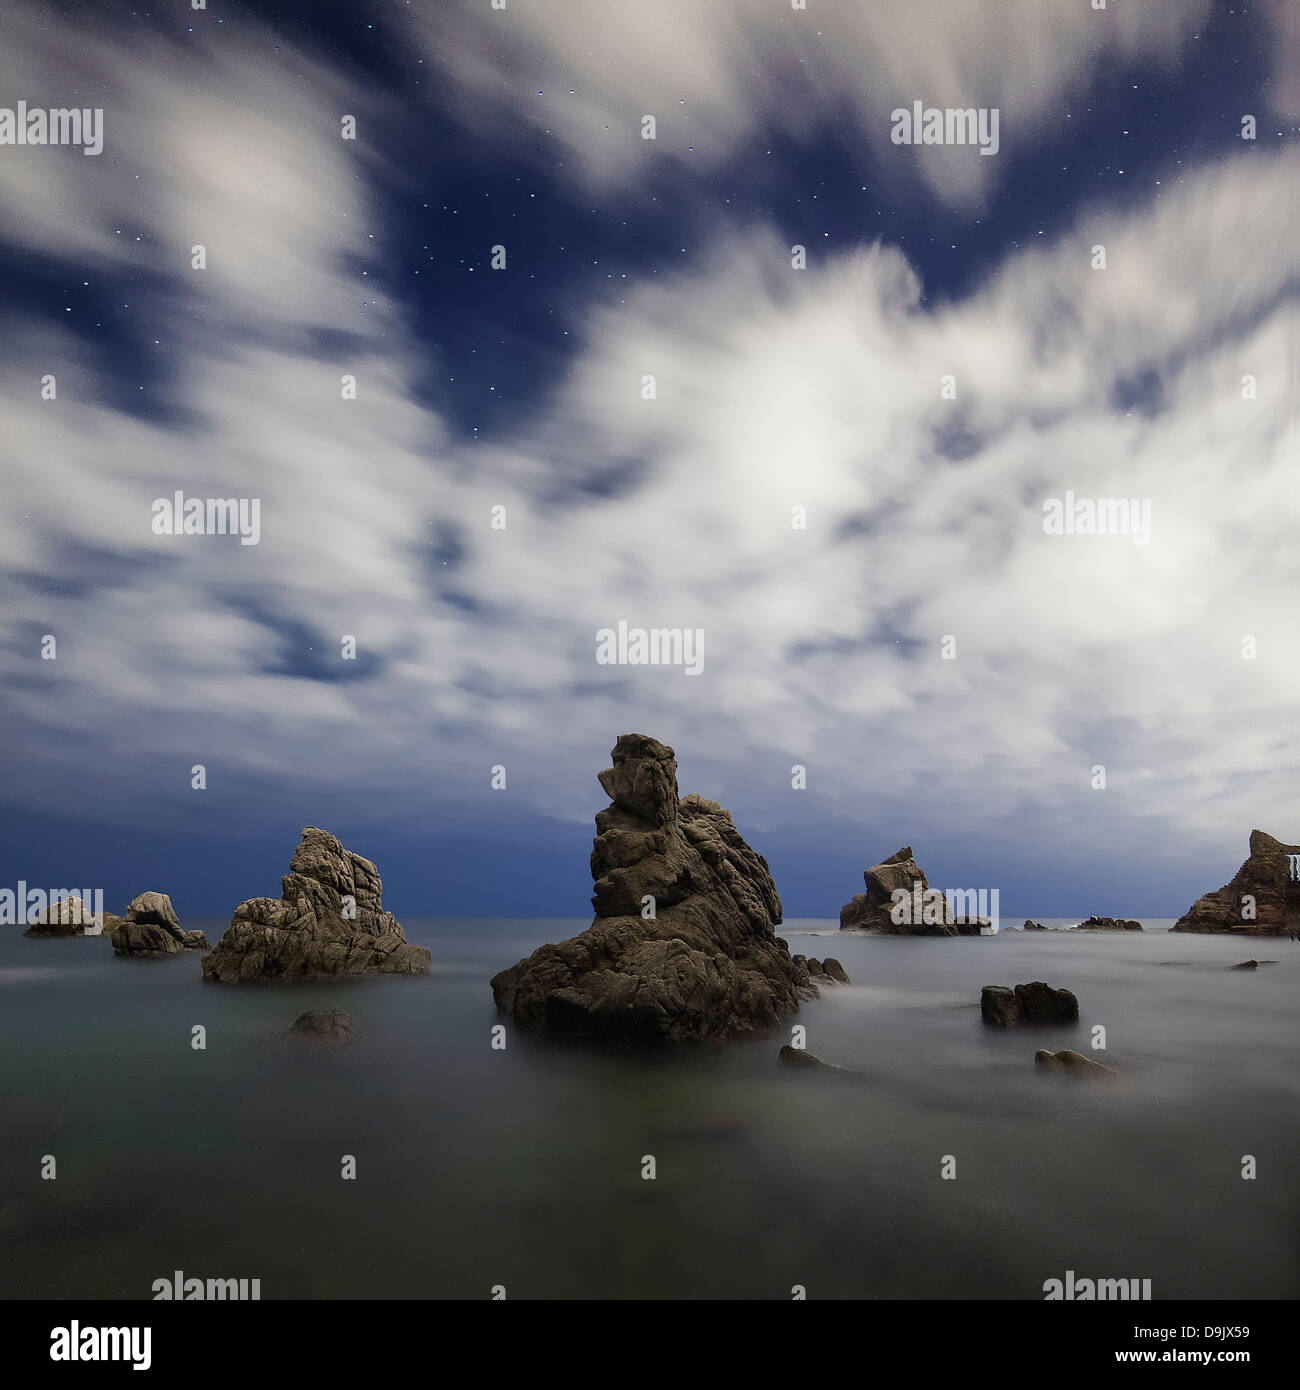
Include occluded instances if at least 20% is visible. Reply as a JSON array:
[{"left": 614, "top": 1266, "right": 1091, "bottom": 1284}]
[
  {"left": 1023, "top": 920, "right": 1047, "bottom": 931},
  {"left": 778, "top": 1044, "right": 843, "bottom": 1071},
  {"left": 792, "top": 954, "right": 850, "bottom": 983},
  {"left": 981, "top": 981, "right": 1079, "bottom": 1026},
  {"left": 839, "top": 846, "right": 988, "bottom": 934},
  {"left": 491, "top": 734, "right": 817, "bottom": 1043},
  {"left": 287, "top": 1010, "right": 355, "bottom": 1044},
  {"left": 1073, "top": 916, "right": 1142, "bottom": 931},
  {"left": 1172, "top": 830, "right": 1300, "bottom": 936},
  {"left": 22, "top": 895, "right": 103, "bottom": 937},
  {"left": 1035, "top": 1049, "right": 1115, "bottom": 1077},
  {"left": 202, "top": 827, "right": 430, "bottom": 982},
  {"left": 110, "top": 892, "right": 210, "bottom": 957}
]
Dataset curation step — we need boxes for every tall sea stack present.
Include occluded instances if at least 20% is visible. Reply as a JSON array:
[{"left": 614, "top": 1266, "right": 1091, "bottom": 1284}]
[
  {"left": 491, "top": 734, "right": 815, "bottom": 1043},
  {"left": 202, "top": 827, "right": 431, "bottom": 981}
]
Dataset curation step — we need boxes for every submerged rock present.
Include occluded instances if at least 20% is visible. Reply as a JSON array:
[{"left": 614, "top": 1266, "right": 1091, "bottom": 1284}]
[
  {"left": 1073, "top": 916, "right": 1142, "bottom": 931},
  {"left": 202, "top": 828, "right": 430, "bottom": 983},
  {"left": 981, "top": 981, "right": 1079, "bottom": 1026},
  {"left": 287, "top": 1010, "right": 355, "bottom": 1044},
  {"left": 22, "top": 895, "right": 104, "bottom": 937},
  {"left": 839, "top": 846, "right": 988, "bottom": 934},
  {"left": 111, "top": 892, "right": 209, "bottom": 957},
  {"left": 778, "top": 1044, "right": 843, "bottom": 1071},
  {"left": 491, "top": 734, "right": 815, "bottom": 1043},
  {"left": 1035, "top": 1049, "right": 1116, "bottom": 1077},
  {"left": 1229, "top": 959, "right": 1278, "bottom": 970},
  {"left": 1173, "top": 830, "right": 1300, "bottom": 936}
]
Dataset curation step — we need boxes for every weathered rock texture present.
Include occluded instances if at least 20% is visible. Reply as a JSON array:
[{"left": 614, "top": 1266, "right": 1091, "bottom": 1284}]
[
  {"left": 202, "top": 828, "right": 430, "bottom": 982},
  {"left": 981, "top": 982, "right": 1079, "bottom": 1027},
  {"left": 1173, "top": 830, "right": 1300, "bottom": 936},
  {"left": 287, "top": 1010, "right": 355, "bottom": 1044},
  {"left": 111, "top": 892, "right": 209, "bottom": 957},
  {"left": 491, "top": 734, "right": 816, "bottom": 1043},
  {"left": 839, "top": 846, "right": 987, "bottom": 934},
  {"left": 1073, "top": 916, "right": 1143, "bottom": 931},
  {"left": 22, "top": 895, "right": 103, "bottom": 937}
]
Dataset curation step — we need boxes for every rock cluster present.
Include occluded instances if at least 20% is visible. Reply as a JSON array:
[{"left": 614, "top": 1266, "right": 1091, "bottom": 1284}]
[
  {"left": 792, "top": 954, "right": 850, "bottom": 983},
  {"left": 839, "top": 846, "right": 987, "bottom": 934},
  {"left": 491, "top": 734, "right": 817, "bottom": 1043},
  {"left": 1073, "top": 916, "right": 1142, "bottom": 931},
  {"left": 980, "top": 981, "right": 1079, "bottom": 1026},
  {"left": 1023, "top": 920, "right": 1047, "bottom": 931},
  {"left": 110, "top": 892, "right": 210, "bottom": 956},
  {"left": 1172, "top": 830, "right": 1300, "bottom": 936},
  {"left": 203, "top": 828, "right": 430, "bottom": 982}
]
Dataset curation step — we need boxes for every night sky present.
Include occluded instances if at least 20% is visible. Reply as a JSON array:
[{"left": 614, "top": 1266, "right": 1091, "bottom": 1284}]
[{"left": 0, "top": 0, "right": 1295, "bottom": 919}]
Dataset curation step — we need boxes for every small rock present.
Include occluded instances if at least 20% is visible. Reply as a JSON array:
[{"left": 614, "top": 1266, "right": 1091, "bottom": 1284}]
[
  {"left": 287, "top": 1010, "right": 355, "bottom": 1044},
  {"left": 1073, "top": 916, "right": 1143, "bottom": 931},
  {"left": 22, "top": 895, "right": 103, "bottom": 937},
  {"left": 1230, "top": 959, "right": 1278, "bottom": 970},
  {"left": 1035, "top": 1049, "right": 1116, "bottom": 1077},
  {"left": 981, "top": 981, "right": 1079, "bottom": 1026},
  {"left": 778, "top": 1045, "right": 841, "bottom": 1071},
  {"left": 806, "top": 957, "right": 825, "bottom": 976},
  {"left": 1023, "top": 920, "right": 1047, "bottom": 931},
  {"left": 821, "top": 957, "right": 850, "bottom": 983}
]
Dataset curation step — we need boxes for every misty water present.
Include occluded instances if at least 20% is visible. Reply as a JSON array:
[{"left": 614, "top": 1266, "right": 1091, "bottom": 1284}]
[{"left": 2, "top": 919, "right": 1297, "bottom": 1300}]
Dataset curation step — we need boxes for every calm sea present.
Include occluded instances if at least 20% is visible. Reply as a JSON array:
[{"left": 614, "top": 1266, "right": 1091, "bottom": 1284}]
[{"left": 2, "top": 918, "right": 1296, "bottom": 1299}]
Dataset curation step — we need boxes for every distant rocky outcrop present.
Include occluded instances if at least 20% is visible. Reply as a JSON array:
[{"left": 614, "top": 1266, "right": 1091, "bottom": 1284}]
[
  {"left": 111, "top": 892, "right": 209, "bottom": 957},
  {"left": 981, "top": 982, "right": 1079, "bottom": 1026},
  {"left": 1073, "top": 916, "right": 1142, "bottom": 932},
  {"left": 1173, "top": 830, "right": 1300, "bottom": 936},
  {"left": 202, "top": 828, "right": 431, "bottom": 982},
  {"left": 491, "top": 734, "right": 817, "bottom": 1043},
  {"left": 1023, "top": 920, "right": 1047, "bottom": 931},
  {"left": 22, "top": 895, "right": 103, "bottom": 938},
  {"left": 287, "top": 1010, "right": 355, "bottom": 1044},
  {"left": 1035, "top": 1049, "right": 1115, "bottom": 1077},
  {"left": 839, "top": 846, "right": 988, "bottom": 935}
]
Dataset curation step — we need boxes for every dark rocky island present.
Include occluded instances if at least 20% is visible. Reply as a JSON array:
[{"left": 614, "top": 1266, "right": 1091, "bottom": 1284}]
[
  {"left": 839, "top": 845, "right": 988, "bottom": 934},
  {"left": 1173, "top": 830, "right": 1300, "bottom": 936},
  {"left": 491, "top": 733, "right": 821, "bottom": 1043},
  {"left": 202, "top": 827, "right": 431, "bottom": 982},
  {"left": 981, "top": 981, "right": 1079, "bottom": 1026},
  {"left": 111, "top": 892, "right": 210, "bottom": 956},
  {"left": 1072, "top": 916, "right": 1143, "bottom": 932}
]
